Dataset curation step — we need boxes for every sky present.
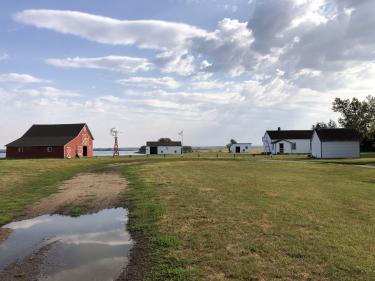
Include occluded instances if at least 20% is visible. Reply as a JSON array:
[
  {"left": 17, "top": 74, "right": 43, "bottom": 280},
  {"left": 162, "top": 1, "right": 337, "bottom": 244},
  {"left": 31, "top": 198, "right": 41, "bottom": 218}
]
[{"left": 0, "top": 0, "right": 374, "bottom": 147}]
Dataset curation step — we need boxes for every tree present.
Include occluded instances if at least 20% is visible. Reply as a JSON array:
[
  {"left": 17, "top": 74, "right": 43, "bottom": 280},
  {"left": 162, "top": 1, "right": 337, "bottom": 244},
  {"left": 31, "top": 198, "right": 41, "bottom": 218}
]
[
  {"left": 312, "top": 120, "right": 338, "bottom": 129},
  {"left": 183, "top": 146, "right": 192, "bottom": 153},
  {"left": 332, "top": 95, "right": 375, "bottom": 150},
  {"left": 138, "top": 145, "right": 146, "bottom": 154},
  {"left": 158, "top": 137, "right": 172, "bottom": 143},
  {"left": 226, "top": 139, "right": 237, "bottom": 152}
]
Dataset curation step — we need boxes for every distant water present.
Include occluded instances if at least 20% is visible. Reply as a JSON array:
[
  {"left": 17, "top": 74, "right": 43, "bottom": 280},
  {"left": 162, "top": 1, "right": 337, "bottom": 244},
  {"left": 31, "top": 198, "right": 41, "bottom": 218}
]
[{"left": 0, "top": 152, "right": 5, "bottom": 158}]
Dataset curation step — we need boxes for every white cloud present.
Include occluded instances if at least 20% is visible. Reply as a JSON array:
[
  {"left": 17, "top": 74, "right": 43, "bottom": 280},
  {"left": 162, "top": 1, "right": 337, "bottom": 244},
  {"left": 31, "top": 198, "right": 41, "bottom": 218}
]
[
  {"left": 117, "top": 76, "right": 180, "bottom": 90},
  {"left": 0, "top": 53, "right": 9, "bottom": 61},
  {"left": 46, "top": 56, "right": 153, "bottom": 73},
  {"left": 0, "top": 73, "right": 49, "bottom": 83},
  {"left": 192, "top": 18, "right": 256, "bottom": 76},
  {"left": 14, "top": 9, "right": 207, "bottom": 50},
  {"left": 5, "top": 2, "right": 375, "bottom": 147},
  {"left": 14, "top": 86, "right": 81, "bottom": 97}
]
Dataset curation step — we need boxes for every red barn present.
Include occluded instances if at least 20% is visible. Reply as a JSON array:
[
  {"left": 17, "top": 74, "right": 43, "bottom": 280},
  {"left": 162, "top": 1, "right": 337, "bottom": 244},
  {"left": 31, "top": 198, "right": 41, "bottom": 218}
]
[{"left": 6, "top": 123, "right": 94, "bottom": 159}]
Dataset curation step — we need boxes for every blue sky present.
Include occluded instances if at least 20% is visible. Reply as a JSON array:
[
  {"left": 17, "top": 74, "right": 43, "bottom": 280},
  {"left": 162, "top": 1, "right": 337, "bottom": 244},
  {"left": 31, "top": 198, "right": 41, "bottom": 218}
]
[{"left": 1, "top": 0, "right": 374, "bottom": 147}]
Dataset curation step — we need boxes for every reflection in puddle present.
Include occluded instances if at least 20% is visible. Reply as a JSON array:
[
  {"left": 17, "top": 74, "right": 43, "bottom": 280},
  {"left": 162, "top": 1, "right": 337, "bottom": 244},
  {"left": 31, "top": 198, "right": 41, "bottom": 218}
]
[{"left": 0, "top": 208, "right": 133, "bottom": 281}]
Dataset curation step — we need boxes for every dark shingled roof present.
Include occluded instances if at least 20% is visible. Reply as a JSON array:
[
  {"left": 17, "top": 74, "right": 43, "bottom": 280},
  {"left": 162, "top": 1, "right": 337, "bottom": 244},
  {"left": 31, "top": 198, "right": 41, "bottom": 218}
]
[
  {"left": 315, "top": 128, "right": 360, "bottom": 141},
  {"left": 266, "top": 130, "right": 313, "bottom": 140},
  {"left": 6, "top": 123, "right": 93, "bottom": 147},
  {"left": 147, "top": 141, "right": 182, "bottom": 147}
]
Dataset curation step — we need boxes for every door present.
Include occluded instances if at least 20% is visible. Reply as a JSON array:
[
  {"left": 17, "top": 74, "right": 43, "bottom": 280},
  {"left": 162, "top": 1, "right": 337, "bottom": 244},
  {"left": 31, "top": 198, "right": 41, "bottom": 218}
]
[
  {"left": 83, "top": 146, "right": 88, "bottom": 157},
  {"left": 150, "top": 146, "right": 158, "bottom": 154},
  {"left": 279, "top": 143, "right": 284, "bottom": 154},
  {"left": 235, "top": 146, "right": 241, "bottom": 153}
]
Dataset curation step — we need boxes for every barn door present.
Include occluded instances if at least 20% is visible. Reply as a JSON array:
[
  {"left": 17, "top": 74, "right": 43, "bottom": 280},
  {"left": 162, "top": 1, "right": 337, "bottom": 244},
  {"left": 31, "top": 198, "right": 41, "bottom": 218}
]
[
  {"left": 236, "top": 146, "right": 241, "bottom": 153},
  {"left": 279, "top": 143, "right": 284, "bottom": 154},
  {"left": 83, "top": 146, "right": 88, "bottom": 157}
]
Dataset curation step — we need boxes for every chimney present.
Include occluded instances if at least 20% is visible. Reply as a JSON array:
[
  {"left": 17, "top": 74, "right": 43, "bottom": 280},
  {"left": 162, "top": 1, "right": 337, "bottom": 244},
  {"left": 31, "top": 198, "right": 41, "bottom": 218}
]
[{"left": 278, "top": 127, "right": 281, "bottom": 131}]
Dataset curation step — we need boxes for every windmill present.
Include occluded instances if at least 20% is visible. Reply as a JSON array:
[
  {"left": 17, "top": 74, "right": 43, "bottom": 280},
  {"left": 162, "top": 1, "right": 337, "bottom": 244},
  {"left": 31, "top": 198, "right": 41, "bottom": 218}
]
[{"left": 110, "top": 127, "right": 120, "bottom": 157}]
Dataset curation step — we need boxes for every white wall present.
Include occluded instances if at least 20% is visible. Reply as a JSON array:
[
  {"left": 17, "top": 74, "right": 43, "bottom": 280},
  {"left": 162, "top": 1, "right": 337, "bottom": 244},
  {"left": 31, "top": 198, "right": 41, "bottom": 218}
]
[
  {"left": 311, "top": 131, "right": 321, "bottom": 158},
  {"left": 146, "top": 146, "right": 182, "bottom": 154},
  {"left": 273, "top": 140, "right": 292, "bottom": 154},
  {"left": 230, "top": 143, "right": 252, "bottom": 153},
  {"left": 263, "top": 132, "right": 311, "bottom": 154},
  {"left": 321, "top": 141, "right": 360, "bottom": 158},
  {"left": 262, "top": 133, "right": 272, "bottom": 153},
  {"left": 157, "top": 146, "right": 182, "bottom": 154}
]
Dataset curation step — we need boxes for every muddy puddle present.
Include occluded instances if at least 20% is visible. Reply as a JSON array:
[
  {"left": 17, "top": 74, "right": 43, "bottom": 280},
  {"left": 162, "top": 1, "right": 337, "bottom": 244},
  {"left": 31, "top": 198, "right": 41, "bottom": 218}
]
[{"left": 0, "top": 208, "right": 133, "bottom": 281}]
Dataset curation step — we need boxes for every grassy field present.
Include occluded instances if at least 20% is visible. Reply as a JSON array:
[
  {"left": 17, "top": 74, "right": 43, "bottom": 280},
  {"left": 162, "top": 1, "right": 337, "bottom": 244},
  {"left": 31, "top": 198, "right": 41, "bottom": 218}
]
[
  {"left": 0, "top": 157, "right": 136, "bottom": 225},
  {"left": 123, "top": 159, "right": 375, "bottom": 280},
  {"left": 1, "top": 155, "right": 375, "bottom": 280}
]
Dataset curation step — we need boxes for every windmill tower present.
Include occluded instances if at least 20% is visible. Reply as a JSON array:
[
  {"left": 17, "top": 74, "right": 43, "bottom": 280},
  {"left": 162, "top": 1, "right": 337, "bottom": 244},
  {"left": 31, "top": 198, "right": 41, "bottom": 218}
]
[{"left": 110, "top": 127, "right": 120, "bottom": 157}]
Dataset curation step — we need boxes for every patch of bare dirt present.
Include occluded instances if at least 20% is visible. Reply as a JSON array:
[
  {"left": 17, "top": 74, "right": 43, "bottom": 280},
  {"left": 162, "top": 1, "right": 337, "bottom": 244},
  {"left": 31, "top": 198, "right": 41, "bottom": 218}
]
[
  {"left": 21, "top": 172, "right": 127, "bottom": 219},
  {"left": 0, "top": 228, "right": 11, "bottom": 243}
]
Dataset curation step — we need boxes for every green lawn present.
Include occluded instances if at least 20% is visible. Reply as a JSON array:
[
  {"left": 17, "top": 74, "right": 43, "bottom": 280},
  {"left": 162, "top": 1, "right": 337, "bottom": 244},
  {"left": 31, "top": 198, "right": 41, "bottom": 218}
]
[
  {"left": 123, "top": 160, "right": 375, "bottom": 280},
  {"left": 0, "top": 157, "right": 134, "bottom": 225},
  {"left": 1, "top": 156, "right": 374, "bottom": 280}
]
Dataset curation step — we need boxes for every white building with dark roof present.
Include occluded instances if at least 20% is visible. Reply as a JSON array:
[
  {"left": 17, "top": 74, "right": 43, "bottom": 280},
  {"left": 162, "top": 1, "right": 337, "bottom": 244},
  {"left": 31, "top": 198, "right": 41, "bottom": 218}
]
[
  {"left": 262, "top": 128, "right": 313, "bottom": 154},
  {"left": 146, "top": 140, "right": 182, "bottom": 155},
  {"left": 311, "top": 128, "right": 360, "bottom": 158},
  {"left": 229, "top": 143, "right": 252, "bottom": 153}
]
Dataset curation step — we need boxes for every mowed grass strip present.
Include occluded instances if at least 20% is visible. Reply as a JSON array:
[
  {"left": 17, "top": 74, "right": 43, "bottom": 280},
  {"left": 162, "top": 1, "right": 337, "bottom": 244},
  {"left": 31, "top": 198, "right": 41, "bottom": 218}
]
[
  {"left": 123, "top": 160, "right": 375, "bottom": 280},
  {"left": 0, "top": 157, "right": 132, "bottom": 225}
]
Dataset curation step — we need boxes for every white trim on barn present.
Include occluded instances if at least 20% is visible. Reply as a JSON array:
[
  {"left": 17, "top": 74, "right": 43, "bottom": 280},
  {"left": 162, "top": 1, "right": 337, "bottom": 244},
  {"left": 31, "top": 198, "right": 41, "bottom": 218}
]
[{"left": 229, "top": 143, "right": 252, "bottom": 153}]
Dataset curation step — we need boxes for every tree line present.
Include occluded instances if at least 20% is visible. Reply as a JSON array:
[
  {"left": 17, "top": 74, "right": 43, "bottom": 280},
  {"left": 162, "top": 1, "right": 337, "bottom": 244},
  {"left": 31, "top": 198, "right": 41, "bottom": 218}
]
[{"left": 313, "top": 95, "right": 375, "bottom": 151}]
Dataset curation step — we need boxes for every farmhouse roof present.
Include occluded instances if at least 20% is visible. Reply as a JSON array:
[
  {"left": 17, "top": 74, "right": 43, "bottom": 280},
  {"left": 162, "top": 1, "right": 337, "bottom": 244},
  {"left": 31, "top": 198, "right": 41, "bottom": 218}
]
[
  {"left": 6, "top": 123, "right": 93, "bottom": 147},
  {"left": 146, "top": 141, "right": 182, "bottom": 147},
  {"left": 314, "top": 128, "right": 360, "bottom": 141},
  {"left": 266, "top": 130, "right": 313, "bottom": 140}
]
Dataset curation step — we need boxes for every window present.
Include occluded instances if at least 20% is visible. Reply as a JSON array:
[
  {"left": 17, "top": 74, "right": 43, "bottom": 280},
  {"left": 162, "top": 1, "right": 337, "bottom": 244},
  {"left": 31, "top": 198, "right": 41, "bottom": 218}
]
[
  {"left": 47, "top": 147, "right": 53, "bottom": 152},
  {"left": 245, "top": 146, "right": 248, "bottom": 149},
  {"left": 18, "top": 147, "right": 23, "bottom": 153},
  {"left": 292, "top": 143, "right": 297, "bottom": 150}
]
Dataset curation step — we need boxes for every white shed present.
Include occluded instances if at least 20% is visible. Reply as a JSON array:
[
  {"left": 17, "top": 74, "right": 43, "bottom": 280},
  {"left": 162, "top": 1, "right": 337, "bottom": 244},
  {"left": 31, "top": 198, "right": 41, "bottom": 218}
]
[
  {"left": 311, "top": 128, "right": 360, "bottom": 158},
  {"left": 262, "top": 128, "right": 313, "bottom": 154},
  {"left": 146, "top": 140, "right": 182, "bottom": 155},
  {"left": 230, "top": 143, "right": 252, "bottom": 153}
]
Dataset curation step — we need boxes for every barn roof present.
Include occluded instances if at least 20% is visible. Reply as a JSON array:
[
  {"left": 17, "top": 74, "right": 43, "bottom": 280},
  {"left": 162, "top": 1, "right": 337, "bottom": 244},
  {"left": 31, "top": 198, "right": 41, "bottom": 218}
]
[
  {"left": 6, "top": 123, "right": 93, "bottom": 147},
  {"left": 266, "top": 130, "right": 313, "bottom": 140},
  {"left": 314, "top": 128, "right": 360, "bottom": 141},
  {"left": 146, "top": 141, "right": 182, "bottom": 147}
]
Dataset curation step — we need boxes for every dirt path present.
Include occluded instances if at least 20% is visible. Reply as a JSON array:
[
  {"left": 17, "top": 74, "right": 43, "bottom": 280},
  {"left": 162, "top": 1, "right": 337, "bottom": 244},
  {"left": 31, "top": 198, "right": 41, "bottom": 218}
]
[
  {"left": 22, "top": 171, "right": 127, "bottom": 218},
  {"left": 0, "top": 170, "right": 128, "bottom": 281}
]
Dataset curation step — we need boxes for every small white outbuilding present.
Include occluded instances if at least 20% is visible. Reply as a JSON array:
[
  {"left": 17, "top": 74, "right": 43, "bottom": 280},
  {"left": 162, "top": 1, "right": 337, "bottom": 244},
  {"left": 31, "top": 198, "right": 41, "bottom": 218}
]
[
  {"left": 311, "top": 128, "right": 360, "bottom": 158},
  {"left": 230, "top": 143, "right": 252, "bottom": 153},
  {"left": 146, "top": 140, "right": 182, "bottom": 155}
]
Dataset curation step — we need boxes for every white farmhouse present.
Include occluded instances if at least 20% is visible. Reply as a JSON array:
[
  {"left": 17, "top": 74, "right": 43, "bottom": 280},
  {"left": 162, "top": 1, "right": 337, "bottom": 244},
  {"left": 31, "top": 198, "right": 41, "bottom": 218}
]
[
  {"left": 146, "top": 140, "right": 182, "bottom": 155},
  {"left": 229, "top": 143, "right": 252, "bottom": 153},
  {"left": 262, "top": 128, "right": 313, "bottom": 154},
  {"left": 311, "top": 128, "right": 360, "bottom": 158}
]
